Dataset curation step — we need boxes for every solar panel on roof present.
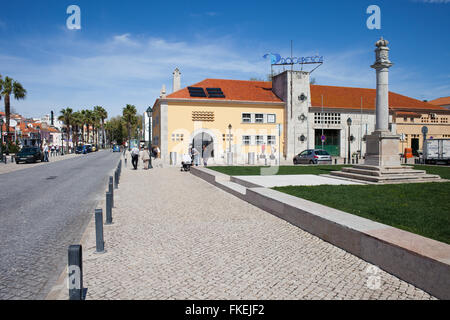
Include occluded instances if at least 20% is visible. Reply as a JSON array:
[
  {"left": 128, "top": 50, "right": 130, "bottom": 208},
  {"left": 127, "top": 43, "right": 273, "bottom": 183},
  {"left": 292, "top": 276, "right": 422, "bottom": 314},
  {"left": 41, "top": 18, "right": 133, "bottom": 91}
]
[
  {"left": 188, "top": 87, "right": 206, "bottom": 97},
  {"left": 206, "top": 87, "right": 225, "bottom": 98}
]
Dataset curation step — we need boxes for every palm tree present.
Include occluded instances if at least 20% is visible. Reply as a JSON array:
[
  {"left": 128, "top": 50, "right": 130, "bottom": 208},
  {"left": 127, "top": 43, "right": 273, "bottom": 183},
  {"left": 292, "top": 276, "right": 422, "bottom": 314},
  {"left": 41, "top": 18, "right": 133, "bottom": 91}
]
[
  {"left": 93, "top": 111, "right": 101, "bottom": 147},
  {"left": 80, "top": 110, "right": 86, "bottom": 144},
  {"left": 0, "top": 75, "right": 27, "bottom": 147},
  {"left": 58, "top": 108, "right": 73, "bottom": 153},
  {"left": 84, "top": 109, "right": 93, "bottom": 144},
  {"left": 71, "top": 111, "right": 83, "bottom": 147},
  {"left": 122, "top": 104, "right": 137, "bottom": 150},
  {"left": 94, "top": 106, "right": 108, "bottom": 149}
]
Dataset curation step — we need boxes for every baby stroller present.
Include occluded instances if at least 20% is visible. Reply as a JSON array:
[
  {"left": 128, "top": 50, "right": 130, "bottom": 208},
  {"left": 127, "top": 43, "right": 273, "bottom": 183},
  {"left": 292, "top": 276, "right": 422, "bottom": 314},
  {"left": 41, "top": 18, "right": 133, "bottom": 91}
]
[{"left": 181, "top": 154, "right": 192, "bottom": 172}]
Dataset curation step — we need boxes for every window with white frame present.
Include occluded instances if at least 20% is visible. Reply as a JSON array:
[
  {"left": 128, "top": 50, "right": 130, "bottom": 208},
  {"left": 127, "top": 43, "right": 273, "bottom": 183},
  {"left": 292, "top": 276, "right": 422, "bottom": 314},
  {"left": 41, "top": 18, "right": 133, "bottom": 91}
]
[
  {"left": 267, "top": 135, "right": 276, "bottom": 145},
  {"left": 255, "top": 114, "right": 264, "bottom": 123},
  {"left": 314, "top": 112, "right": 341, "bottom": 124},
  {"left": 255, "top": 135, "right": 264, "bottom": 145},
  {"left": 267, "top": 114, "right": 276, "bottom": 123},
  {"left": 242, "top": 113, "right": 251, "bottom": 123},
  {"left": 242, "top": 135, "right": 251, "bottom": 145}
]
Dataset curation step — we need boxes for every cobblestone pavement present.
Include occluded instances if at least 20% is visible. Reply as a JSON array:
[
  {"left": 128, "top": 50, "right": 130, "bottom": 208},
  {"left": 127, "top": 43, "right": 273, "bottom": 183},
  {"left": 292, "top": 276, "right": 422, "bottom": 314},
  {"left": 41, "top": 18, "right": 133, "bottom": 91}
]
[
  {"left": 53, "top": 156, "right": 435, "bottom": 300},
  {"left": 0, "top": 152, "right": 82, "bottom": 175}
]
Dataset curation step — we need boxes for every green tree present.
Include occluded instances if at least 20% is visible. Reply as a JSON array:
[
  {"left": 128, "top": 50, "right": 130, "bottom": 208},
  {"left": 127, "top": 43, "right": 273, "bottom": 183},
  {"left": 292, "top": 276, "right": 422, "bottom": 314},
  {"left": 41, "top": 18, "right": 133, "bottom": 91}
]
[
  {"left": 122, "top": 104, "right": 137, "bottom": 150},
  {"left": 0, "top": 75, "right": 27, "bottom": 148},
  {"left": 105, "top": 116, "right": 126, "bottom": 146},
  {"left": 84, "top": 109, "right": 94, "bottom": 144},
  {"left": 58, "top": 108, "right": 73, "bottom": 153},
  {"left": 71, "top": 111, "right": 83, "bottom": 147},
  {"left": 94, "top": 106, "right": 108, "bottom": 148}
]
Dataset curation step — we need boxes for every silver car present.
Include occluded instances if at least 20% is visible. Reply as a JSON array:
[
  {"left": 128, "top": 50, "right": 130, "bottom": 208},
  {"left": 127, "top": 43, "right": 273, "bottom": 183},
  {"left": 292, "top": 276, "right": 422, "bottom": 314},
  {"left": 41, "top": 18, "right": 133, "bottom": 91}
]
[{"left": 293, "top": 149, "right": 332, "bottom": 165}]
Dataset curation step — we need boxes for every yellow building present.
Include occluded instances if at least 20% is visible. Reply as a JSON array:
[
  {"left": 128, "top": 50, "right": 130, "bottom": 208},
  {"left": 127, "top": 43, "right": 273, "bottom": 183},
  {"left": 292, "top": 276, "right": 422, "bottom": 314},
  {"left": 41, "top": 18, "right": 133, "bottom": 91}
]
[{"left": 393, "top": 110, "right": 450, "bottom": 154}]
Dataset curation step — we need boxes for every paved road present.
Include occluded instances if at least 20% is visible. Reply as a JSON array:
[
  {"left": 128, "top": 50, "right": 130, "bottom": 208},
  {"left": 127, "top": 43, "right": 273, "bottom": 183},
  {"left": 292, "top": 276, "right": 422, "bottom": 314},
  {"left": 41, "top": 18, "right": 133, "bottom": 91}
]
[{"left": 0, "top": 150, "right": 121, "bottom": 299}]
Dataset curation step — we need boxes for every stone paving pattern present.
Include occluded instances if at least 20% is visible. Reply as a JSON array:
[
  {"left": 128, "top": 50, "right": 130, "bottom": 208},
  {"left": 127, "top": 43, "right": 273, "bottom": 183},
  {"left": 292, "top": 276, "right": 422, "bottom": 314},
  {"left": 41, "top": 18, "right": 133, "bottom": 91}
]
[{"left": 60, "top": 156, "right": 435, "bottom": 300}]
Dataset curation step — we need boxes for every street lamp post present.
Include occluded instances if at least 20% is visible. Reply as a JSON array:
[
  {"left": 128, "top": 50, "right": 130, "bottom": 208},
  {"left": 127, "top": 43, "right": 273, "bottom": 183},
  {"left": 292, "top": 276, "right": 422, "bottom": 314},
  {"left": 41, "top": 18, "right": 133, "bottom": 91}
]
[
  {"left": 146, "top": 106, "right": 153, "bottom": 169},
  {"left": 0, "top": 118, "right": 3, "bottom": 162},
  {"left": 347, "top": 117, "right": 352, "bottom": 163},
  {"left": 228, "top": 124, "right": 233, "bottom": 165},
  {"left": 228, "top": 124, "right": 232, "bottom": 153}
]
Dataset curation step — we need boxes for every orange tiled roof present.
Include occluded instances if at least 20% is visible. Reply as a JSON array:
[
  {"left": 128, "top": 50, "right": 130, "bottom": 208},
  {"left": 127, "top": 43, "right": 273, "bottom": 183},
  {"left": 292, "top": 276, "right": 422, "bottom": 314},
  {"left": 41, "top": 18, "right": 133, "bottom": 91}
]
[
  {"left": 429, "top": 96, "right": 450, "bottom": 106},
  {"left": 165, "top": 78, "right": 448, "bottom": 112},
  {"left": 167, "top": 79, "right": 283, "bottom": 103},
  {"left": 310, "top": 85, "right": 447, "bottom": 112}
]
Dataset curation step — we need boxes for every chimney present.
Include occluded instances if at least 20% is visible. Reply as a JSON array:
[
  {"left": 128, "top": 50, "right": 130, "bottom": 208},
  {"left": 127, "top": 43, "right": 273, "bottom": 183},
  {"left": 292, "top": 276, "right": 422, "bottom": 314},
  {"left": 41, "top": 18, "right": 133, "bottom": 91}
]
[
  {"left": 172, "top": 68, "right": 181, "bottom": 93},
  {"left": 160, "top": 85, "right": 167, "bottom": 98}
]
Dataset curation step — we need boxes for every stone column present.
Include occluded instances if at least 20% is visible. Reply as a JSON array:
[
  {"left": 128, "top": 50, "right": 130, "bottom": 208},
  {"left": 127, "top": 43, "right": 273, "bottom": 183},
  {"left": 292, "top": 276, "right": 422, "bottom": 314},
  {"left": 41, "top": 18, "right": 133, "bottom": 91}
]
[
  {"left": 371, "top": 37, "right": 392, "bottom": 132},
  {"left": 364, "top": 38, "right": 400, "bottom": 167}
]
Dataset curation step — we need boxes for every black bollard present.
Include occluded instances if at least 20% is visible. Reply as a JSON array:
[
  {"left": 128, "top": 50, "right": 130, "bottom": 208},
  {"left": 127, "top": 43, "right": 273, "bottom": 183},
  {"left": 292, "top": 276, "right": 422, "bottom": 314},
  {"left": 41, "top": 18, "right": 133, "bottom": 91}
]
[
  {"left": 344, "top": 158, "right": 346, "bottom": 164},
  {"left": 114, "top": 170, "right": 119, "bottom": 188},
  {"left": 106, "top": 192, "right": 113, "bottom": 225},
  {"left": 334, "top": 158, "right": 337, "bottom": 165},
  {"left": 95, "top": 209, "right": 105, "bottom": 253},
  {"left": 68, "top": 245, "right": 83, "bottom": 300},
  {"left": 356, "top": 157, "right": 359, "bottom": 164},
  {"left": 352, "top": 159, "right": 355, "bottom": 164},
  {"left": 109, "top": 176, "right": 114, "bottom": 208}
]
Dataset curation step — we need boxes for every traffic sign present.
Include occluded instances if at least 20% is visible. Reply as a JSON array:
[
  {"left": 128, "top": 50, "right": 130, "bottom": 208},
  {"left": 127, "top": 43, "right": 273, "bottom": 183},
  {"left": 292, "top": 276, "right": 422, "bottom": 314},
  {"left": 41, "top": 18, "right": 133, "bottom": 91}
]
[{"left": 421, "top": 126, "right": 428, "bottom": 135}]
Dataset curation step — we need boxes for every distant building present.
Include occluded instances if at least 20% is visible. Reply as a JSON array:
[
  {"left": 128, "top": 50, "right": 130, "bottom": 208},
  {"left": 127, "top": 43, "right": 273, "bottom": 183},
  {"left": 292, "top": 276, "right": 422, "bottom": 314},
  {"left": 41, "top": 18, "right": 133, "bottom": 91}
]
[{"left": 429, "top": 97, "right": 450, "bottom": 110}]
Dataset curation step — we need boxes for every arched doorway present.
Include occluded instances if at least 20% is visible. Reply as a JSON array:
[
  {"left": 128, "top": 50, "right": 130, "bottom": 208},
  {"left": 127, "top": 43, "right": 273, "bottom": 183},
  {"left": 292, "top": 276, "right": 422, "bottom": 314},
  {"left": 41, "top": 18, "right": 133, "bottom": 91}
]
[{"left": 192, "top": 132, "right": 214, "bottom": 163}]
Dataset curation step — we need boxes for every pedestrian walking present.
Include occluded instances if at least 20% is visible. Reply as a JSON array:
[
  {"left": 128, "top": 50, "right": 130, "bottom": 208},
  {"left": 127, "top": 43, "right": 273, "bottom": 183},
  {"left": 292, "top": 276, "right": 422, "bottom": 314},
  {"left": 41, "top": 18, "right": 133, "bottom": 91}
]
[
  {"left": 202, "top": 145, "right": 209, "bottom": 166},
  {"left": 191, "top": 146, "right": 200, "bottom": 166},
  {"left": 43, "top": 144, "right": 49, "bottom": 162},
  {"left": 131, "top": 145, "right": 140, "bottom": 170},
  {"left": 141, "top": 147, "right": 150, "bottom": 170}
]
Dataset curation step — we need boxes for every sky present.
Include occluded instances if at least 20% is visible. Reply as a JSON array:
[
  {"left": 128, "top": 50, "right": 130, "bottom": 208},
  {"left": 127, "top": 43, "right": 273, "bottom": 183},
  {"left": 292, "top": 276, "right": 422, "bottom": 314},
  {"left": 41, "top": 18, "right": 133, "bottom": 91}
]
[{"left": 0, "top": 0, "right": 449, "bottom": 119}]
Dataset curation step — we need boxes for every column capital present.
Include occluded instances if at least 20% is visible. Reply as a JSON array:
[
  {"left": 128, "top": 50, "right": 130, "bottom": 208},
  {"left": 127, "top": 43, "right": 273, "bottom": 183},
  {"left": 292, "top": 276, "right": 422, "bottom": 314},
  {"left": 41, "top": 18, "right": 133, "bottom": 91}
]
[{"left": 371, "top": 37, "right": 393, "bottom": 70}]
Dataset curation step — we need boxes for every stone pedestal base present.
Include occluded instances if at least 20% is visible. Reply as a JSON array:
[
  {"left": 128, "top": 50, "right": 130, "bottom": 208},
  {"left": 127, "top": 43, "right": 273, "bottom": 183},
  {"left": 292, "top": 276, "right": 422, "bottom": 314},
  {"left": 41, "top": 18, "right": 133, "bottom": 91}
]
[
  {"left": 328, "top": 131, "right": 443, "bottom": 184},
  {"left": 364, "top": 131, "right": 400, "bottom": 167}
]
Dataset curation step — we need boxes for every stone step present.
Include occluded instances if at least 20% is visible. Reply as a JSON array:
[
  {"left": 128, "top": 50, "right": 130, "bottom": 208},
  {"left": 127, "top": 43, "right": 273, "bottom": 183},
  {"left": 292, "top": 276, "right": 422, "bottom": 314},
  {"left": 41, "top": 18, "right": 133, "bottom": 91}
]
[
  {"left": 330, "top": 170, "right": 441, "bottom": 183},
  {"left": 352, "top": 164, "right": 414, "bottom": 171},
  {"left": 342, "top": 167, "right": 427, "bottom": 176}
]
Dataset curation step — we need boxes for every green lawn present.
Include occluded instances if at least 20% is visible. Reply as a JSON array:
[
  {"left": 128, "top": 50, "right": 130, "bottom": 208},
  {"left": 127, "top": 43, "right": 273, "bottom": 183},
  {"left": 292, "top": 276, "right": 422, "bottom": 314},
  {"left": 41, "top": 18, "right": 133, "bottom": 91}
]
[
  {"left": 413, "top": 165, "right": 450, "bottom": 180},
  {"left": 209, "top": 164, "right": 450, "bottom": 179},
  {"left": 273, "top": 182, "right": 450, "bottom": 244},
  {"left": 209, "top": 165, "right": 351, "bottom": 176}
]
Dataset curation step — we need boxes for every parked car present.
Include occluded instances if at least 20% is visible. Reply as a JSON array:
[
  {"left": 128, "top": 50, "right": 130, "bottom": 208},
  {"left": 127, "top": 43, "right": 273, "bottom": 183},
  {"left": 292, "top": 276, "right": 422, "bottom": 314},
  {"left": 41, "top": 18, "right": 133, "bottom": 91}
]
[
  {"left": 112, "top": 145, "right": 121, "bottom": 152},
  {"left": 15, "top": 147, "right": 44, "bottom": 164},
  {"left": 293, "top": 149, "right": 332, "bottom": 165},
  {"left": 75, "top": 145, "right": 83, "bottom": 154},
  {"left": 83, "top": 144, "right": 93, "bottom": 153},
  {"left": 92, "top": 145, "right": 97, "bottom": 152}
]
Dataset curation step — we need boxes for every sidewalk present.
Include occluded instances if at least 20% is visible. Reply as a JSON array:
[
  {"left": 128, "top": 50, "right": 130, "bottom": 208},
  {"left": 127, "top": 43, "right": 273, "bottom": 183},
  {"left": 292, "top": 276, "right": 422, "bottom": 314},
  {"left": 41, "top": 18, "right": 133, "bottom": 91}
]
[
  {"left": 49, "top": 159, "right": 435, "bottom": 300},
  {"left": 0, "top": 152, "right": 82, "bottom": 175}
]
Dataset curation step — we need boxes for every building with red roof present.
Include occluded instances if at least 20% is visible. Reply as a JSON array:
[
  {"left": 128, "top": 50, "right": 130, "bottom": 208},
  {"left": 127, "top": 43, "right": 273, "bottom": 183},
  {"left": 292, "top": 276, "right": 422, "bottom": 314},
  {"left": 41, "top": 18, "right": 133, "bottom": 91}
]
[
  {"left": 429, "top": 97, "right": 450, "bottom": 110},
  {"left": 150, "top": 68, "right": 449, "bottom": 165}
]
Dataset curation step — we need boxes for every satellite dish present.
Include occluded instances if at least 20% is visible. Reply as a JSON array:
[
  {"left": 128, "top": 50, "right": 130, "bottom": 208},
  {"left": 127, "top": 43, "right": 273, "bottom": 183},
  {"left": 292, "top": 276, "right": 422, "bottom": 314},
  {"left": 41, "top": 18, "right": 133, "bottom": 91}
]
[{"left": 10, "top": 119, "right": 17, "bottom": 127}]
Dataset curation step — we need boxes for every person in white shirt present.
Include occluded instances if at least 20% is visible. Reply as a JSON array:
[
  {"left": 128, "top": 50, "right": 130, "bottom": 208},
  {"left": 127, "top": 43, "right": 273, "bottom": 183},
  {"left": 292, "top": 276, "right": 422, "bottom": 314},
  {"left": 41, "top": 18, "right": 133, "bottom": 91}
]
[
  {"left": 131, "top": 146, "right": 140, "bottom": 170},
  {"left": 43, "top": 144, "right": 49, "bottom": 162}
]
